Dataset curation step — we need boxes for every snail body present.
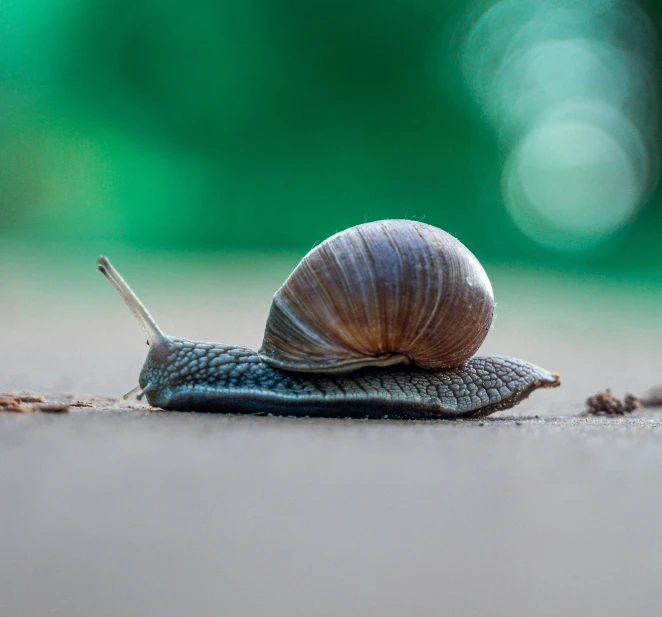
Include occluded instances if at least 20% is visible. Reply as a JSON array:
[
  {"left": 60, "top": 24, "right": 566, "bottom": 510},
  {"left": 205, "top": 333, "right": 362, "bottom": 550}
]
[
  {"left": 138, "top": 338, "right": 557, "bottom": 419},
  {"left": 98, "top": 220, "right": 560, "bottom": 418}
]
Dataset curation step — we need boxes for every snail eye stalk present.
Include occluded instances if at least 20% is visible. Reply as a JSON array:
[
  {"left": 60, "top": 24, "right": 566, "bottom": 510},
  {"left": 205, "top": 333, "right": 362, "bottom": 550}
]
[{"left": 97, "top": 256, "right": 166, "bottom": 347}]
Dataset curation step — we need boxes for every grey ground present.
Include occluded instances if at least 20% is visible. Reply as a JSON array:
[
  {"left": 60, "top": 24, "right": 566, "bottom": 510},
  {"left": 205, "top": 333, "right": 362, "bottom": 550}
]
[{"left": 2, "top": 249, "right": 662, "bottom": 616}]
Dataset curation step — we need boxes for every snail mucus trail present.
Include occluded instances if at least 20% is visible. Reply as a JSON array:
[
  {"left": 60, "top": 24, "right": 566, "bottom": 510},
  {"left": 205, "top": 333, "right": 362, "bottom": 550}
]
[{"left": 98, "top": 220, "right": 560, "bottom": 419}]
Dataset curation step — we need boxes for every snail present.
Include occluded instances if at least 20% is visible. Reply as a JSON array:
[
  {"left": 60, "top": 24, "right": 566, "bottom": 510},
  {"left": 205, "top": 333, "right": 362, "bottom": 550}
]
[{"left": 97, "top": 220, "right": 560, "bottom": 419}]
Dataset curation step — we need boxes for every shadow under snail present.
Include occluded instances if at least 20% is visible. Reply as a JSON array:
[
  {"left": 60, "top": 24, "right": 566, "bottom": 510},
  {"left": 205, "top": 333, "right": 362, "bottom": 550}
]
[{"left": 98, "top": 220, "right": 560, "bottom": 419}]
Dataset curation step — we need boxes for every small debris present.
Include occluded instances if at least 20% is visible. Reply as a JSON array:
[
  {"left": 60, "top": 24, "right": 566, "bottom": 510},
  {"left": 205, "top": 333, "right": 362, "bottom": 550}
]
[
  {"left": 0, "top": 397, "right": 24, "bottom": 412},
  {"left": 623, "top": 394, "right": 642, "bottom": 413},
  {"left": 0, "top": 391, "right": 46, "bottom": 403},
  {"left": 0, "top": 396, "right": 70, "bottom": 414},
  {"left": 585, "top": 390, "right": 641, "bottom": 416},
  {"left": 70, "top": 401, "right": 95, "bottom": 408},
  {"left": 31, "top": 403, "right": 69, "bottom": 414},
  {"left": 17, "top": 392, "right": 46, "bottom": 403},
  {"left": 639, "top": 387, "right": 662, "bottom": 407}
]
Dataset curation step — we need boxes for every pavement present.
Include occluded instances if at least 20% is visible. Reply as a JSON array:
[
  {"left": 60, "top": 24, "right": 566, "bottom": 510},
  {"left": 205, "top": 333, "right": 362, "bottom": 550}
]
[{"left": 2, "top": 247, "right": 662, "bottom": 616}]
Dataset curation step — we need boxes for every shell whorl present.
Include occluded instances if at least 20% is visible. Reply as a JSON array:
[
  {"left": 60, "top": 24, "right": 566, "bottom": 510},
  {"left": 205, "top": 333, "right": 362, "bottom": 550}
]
[{"left": 258, "top": 220, "right": 494, "bottom": 373}]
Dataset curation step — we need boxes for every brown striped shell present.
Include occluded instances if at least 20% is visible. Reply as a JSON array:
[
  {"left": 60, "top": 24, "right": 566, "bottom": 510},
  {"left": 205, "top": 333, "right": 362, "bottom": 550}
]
[{"left": 258, "top": 220, "right": 494, "bottom": 373}]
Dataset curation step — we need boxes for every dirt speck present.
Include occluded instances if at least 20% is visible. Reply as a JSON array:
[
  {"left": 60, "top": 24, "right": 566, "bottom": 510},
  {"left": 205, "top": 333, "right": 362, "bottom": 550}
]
[
  {"left": 640, "top": 386, "right": 662, "bottom": 407},
  {"left": 0, "top": 391, "right": 46, "bottom": 403},
  {"left": 0, "top": 393, "right": 70, "bottom": 413},
  {"left": 31, "top": 403, "right": 70, "bottom": 414},
  {"left": 585, "top": 390, "right": 641, "bottom": 416},
  {"left": 0, "top": 397, "right": 24, "bottom": 412}
]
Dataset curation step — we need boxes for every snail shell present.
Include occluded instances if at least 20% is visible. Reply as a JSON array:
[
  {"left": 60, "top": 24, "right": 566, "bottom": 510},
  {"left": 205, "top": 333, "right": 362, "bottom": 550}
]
[{"left": 258, "top": 220, "right": 494, "bottom": 373}]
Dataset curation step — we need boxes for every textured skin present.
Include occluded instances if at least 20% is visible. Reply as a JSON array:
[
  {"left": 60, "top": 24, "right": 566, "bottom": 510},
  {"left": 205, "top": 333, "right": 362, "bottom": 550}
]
[{"left": 139, "top": 337, "right": 560, "bottom": 419}]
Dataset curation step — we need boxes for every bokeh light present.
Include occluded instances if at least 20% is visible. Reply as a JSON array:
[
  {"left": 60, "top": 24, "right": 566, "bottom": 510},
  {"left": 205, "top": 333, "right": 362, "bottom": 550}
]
[
  {"left": 1, "top": 0, "right": 662, "bottom": 265},
  {"left": 461, "top": 0, "right": 660, "bottom": 251}
]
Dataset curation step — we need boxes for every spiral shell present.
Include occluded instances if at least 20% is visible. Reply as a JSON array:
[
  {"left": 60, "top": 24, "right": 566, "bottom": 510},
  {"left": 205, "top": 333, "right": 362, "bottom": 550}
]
[{"left": 258, "top": 220, "right": 494, "bottom": 373}]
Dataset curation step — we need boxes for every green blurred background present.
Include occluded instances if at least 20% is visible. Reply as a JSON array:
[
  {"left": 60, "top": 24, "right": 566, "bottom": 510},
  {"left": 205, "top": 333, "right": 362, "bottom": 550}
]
[{"left": 0, "top": 0, "right": 660, "bottom": 267}]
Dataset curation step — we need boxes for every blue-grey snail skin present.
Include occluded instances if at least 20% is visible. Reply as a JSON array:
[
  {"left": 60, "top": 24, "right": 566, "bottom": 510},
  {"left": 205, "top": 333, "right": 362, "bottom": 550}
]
[
  {"left": 138, "top": 337, "right": 560, "bottom": 419},
  {"left": 96, "top": 220, "right": 561, "bottom": 419}
]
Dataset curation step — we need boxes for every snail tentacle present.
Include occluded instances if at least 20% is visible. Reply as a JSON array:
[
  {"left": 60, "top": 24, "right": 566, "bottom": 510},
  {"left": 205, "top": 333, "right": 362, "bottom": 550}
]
[{"left": 97, "top": 256, "right": 165, "bottom": 346}]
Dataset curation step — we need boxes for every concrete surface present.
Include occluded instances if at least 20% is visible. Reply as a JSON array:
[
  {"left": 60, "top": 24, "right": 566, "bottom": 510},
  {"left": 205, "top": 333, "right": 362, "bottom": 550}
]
[
  {"left": 2, "top": 248, "right": 662, "bottom": 616},
  {"left": 3, "top": 404, "right": 662, "bottom": 617}
]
